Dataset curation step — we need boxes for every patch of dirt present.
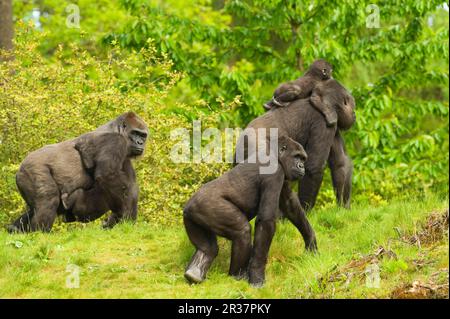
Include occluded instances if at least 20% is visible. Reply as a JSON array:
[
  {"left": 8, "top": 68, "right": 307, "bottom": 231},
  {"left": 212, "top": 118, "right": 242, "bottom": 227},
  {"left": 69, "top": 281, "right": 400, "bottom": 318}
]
[
  {"left": 391, "top": 269, "right": 449, "bottom": 299},
  {"left": 400, "top": 210, "right": 449, "bottom": 247},
  {"left": 317, "top": 210, "right": 449, "bottom": 298},
  {"left": 319, "top": 246, "right": 397, "bottom": 289}
]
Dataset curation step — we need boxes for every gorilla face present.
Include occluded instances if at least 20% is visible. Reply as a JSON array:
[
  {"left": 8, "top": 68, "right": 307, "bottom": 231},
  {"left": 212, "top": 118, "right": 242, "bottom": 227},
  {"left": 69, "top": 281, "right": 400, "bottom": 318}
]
[
  {"left": 119, "top": 112, "right": 149, "bottom": 157},
  {"left": 309, "top": 59, "right": 333, "bottom": 80},
  {"left": 128, "top": 128, "right": 148, "bottom": 156},
  {"left": 278, "top": 136, "right": 308, "bottom": 181}
]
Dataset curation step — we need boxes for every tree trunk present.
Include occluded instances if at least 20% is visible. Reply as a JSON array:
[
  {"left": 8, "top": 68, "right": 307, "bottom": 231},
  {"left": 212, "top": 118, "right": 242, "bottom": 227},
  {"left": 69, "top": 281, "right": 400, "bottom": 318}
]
[{"left": 0, "top": 0, "right": 14, "bottom": 60}]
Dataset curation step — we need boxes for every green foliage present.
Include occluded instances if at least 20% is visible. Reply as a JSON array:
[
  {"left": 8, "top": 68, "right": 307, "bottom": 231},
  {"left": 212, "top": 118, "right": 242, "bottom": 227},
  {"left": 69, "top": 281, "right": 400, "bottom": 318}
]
[
  {"left": 13, "top": 0, "right": 130, "bottom": 57},
  {"left": 111, "top": 0, "right": 449, "bottom": 201},
  {"left": 0, "top": 24, "right": 228, "bottom": 226},
  {"left": 2, "top": 1, "right": 449, "bottom": 225}
]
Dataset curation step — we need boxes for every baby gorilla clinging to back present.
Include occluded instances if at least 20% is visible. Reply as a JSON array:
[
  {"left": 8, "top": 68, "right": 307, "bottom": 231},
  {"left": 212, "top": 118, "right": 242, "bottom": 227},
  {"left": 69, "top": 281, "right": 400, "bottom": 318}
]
[
  {"left": 183, "top": 135, "right": 309, "bottom": 287},
  {"left": 264, "top": 60, "right": 332, "bottom": 105}
]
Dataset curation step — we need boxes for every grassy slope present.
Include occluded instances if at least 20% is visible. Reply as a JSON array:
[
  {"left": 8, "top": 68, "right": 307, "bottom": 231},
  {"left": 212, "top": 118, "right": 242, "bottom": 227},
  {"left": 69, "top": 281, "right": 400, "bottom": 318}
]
[{"left": 0, "top": 195, "right": 448, "bottom": 298}]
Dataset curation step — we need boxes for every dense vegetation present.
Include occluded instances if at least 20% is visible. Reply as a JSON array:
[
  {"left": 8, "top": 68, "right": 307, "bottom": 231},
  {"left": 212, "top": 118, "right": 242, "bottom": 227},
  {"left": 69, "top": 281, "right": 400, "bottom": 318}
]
[
  {"left": 1, "top": 0, "right": 448, "bottom": 226},
  {"left": 0, "top": 0, "right": 448, "bottom": 300}
]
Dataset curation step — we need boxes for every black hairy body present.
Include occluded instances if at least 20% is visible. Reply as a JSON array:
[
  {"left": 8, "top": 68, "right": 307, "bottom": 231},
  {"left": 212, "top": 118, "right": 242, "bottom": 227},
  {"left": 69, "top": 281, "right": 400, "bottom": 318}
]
[
  {"left": 8, "top": 112, "right": 148, "bottom": 232},
  {"left": 184, "top": 136, "right": 313, "bottom": 287}
]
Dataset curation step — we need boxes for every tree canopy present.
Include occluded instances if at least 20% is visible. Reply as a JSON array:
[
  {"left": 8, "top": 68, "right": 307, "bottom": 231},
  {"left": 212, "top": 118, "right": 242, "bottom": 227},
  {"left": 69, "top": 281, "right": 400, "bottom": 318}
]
[{"left": 0, "top": 0, "right": 448, "bottom": 224}]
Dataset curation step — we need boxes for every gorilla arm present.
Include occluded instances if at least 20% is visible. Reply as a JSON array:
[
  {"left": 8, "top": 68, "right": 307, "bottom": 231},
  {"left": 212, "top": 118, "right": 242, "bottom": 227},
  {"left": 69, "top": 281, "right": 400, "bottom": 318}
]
[
  {"left": 298, "top": 119, "right": 336, "bottom": 211},
  {"left": 279, "top": 181, "right": 317, "bottom": 251},
  {"left": 309, "top": 84, "right": 338, "bottom": 127},
  {"left": 75, "top": 133, "right": 134, "bottom": 226},
  {"left": 248, "top": 170, "right": 284, "bottom": 287}
]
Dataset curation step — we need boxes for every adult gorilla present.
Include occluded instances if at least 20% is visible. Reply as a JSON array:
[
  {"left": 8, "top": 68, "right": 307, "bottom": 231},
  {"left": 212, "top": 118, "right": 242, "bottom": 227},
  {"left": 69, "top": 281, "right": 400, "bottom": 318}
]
[
  {"left": 235, "top": 82, "right": 355, "bottom": 248},
  {"left": 248, "top": 81, "right": 356, "bottom": 211},
  {"left": 7, "top": 112, "right": 148, "bottom": 233}
]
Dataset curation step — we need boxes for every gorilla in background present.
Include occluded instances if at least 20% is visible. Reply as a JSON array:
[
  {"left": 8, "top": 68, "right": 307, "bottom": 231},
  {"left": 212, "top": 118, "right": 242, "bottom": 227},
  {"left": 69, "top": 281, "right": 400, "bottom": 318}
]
[
  {"left": 7, "top": 111, "right": 148, "bottom": 233},
  {"left": 234, "top": 78, "right": 356, "bottom": 251},
  {"left": 263, "top": 59, "right": 335, "bottom": 125},
  {"left": 260, "top": 77, "right": 356, "bottom": 211}
]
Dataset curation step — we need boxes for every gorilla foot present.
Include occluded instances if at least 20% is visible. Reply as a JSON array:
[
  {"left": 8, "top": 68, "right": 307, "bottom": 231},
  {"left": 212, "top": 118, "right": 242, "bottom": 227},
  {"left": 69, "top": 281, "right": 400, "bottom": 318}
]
[
  {"left": 325, "top": 116, "right": 338, "bottom": 127},
  {"left": 102, "top": 214, "right": 121, "bottom": 229},
  {"left": 229, "top": 269, "right": 248, "bottom": 281},
  {"left": 6, "top": 224, "right": 20, "bottom": 234},
  {"left": 249, "top": 279, "right": 264, "bottom": 288},
  {"left": 248, "top": 268, "right": 265, "bottom": 288},
  {"left": 263, "top": 102, "right": 273, "bottom": 111},
  {"left": 305, "top": 239, "right": 318, "bottom": 253},
  {"left": 184, "top": 267, "right": 205, "bottom": 284}
]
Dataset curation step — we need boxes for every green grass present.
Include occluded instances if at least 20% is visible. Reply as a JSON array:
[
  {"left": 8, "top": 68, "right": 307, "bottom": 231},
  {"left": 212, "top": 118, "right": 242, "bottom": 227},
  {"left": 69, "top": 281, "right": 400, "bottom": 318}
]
[{"left": 0, "top": 195, "right": 448, "bottom": 298}]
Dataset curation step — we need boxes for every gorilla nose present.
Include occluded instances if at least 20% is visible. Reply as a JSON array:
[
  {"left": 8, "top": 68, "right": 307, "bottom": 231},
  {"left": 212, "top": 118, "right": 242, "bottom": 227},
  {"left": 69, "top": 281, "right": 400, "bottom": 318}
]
[{"left": 298, "top": 167, "right": 305, "bottom": 176}]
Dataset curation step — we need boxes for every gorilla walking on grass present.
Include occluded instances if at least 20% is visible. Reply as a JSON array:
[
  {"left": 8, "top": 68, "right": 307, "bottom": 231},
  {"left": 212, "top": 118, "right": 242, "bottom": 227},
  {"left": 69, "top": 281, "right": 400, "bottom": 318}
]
[
  {"left": 7, "top": 111, "right": 148, "bottom": 233},
  {"left": 184, "top": 135, "right": 312, "bottom": 287}
]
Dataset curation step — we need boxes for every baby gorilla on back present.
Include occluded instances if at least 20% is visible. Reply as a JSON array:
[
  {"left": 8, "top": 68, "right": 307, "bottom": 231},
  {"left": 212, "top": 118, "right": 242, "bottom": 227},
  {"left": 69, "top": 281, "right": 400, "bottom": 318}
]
[
  {"left": 183, "top": 135, "right": 308, "bottom": 287},
  {"left": 264, "top": 59, "right": 332, "bottom": 105}
]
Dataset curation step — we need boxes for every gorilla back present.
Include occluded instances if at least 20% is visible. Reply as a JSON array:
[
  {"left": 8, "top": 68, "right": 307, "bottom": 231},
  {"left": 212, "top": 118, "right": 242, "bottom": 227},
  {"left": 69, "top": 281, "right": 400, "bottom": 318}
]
[
  {"left": 8, "top": 111, "right": 148, "bottom": 233},
  {"left": 12, "top": 140, "right": 93, "bottom": 232}
]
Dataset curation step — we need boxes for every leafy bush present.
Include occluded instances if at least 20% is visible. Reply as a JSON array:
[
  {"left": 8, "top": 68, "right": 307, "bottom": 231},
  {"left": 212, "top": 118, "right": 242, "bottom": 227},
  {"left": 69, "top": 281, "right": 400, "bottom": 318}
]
[
  {"left": 0, "top": 24, "right": 228, "bottom": 227},
  {"left": 112, "top": 0, "right": 449, "bottom": 202},
  {"left": 1, "top": 0, "right": 449, "bottom": 229}
]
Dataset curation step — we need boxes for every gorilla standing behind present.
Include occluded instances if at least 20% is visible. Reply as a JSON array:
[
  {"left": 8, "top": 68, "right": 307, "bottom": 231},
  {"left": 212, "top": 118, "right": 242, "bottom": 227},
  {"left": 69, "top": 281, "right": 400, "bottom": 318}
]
[
  {"left": 7, "top": 112, "right": 148, "bottom": 233},
  {"left": 248, "top": 78, "right": 356, "bottom": 211}
]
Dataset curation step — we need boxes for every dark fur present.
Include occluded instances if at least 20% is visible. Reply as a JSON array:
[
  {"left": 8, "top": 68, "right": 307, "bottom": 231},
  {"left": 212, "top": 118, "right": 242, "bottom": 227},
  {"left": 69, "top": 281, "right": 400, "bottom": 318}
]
[
  {"left": 263, "top": 59, "right": 333, "bottom": 118},
  {"left": 241, "top": 85, "right": 355, "bottom": 221},
  {"left": 184, "top": 136, "right": 314, "bottom": 287},
  {"left": 7, "top": 112, "right": 148, "bottom": 232},
  {"left": 310, "top": 79, "right": 356, "bottom": 129},
  {"left": 61, "top": 133, "right": 140, "bottom": 227}
]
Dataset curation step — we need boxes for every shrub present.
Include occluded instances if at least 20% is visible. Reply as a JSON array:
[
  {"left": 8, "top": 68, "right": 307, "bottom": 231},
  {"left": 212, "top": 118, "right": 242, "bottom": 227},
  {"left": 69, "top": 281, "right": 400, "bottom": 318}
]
[{"left": 0, "top": 23, "right": 228, "bottom": 226}]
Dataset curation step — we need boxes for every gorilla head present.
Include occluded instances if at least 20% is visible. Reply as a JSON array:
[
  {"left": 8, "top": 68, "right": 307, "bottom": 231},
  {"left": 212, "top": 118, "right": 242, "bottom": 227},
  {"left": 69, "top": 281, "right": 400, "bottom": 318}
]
[
  {"left": 307, "top": 59, "right": 333, "bottom": 80},
  {"left": 95, "top": 111, "right": 148, "bottom": 157},
  {"left": 278, "top": 135, "right": 307, "bottom": 180},
  {"left": 118, "top": 112, "right": 149, "bottom": 157}
]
